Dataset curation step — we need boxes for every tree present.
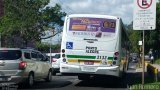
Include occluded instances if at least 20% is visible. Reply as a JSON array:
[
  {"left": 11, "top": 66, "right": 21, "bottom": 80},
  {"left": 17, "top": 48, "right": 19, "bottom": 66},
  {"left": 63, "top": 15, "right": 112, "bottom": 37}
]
[
  {"left": 36, "top": 42, "right": 60, "bottom": 53},
  {"left": 0, "top": 0, "right": 4, "bottom": 17},
  {"left": 126, "top": 22, "right": 141, "bottom": 53},
  {"left": 127, "top": 2, "right": 160, "bottom": 56},
  {"left": 144, "top": 2, "right": 160, "bottom": 54},
  {"left": 0, "top": 0, "right": 66, "bottom": 47}
]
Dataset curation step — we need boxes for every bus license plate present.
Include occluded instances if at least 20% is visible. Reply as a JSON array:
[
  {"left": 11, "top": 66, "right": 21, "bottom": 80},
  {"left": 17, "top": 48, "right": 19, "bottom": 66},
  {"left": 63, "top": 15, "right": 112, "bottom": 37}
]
[
  {"left": 81, "top": 66, "right": 96, "bottom": 72},
  {"left": 84, "top": 61, "right": 94, "bottom": 65}
]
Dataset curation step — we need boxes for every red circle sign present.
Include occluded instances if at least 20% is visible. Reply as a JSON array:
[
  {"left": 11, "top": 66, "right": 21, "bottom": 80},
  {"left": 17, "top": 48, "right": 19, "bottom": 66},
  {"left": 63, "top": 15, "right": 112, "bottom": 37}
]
[{"left": 137, "top": 0, "right": 152, "bottom": 9}]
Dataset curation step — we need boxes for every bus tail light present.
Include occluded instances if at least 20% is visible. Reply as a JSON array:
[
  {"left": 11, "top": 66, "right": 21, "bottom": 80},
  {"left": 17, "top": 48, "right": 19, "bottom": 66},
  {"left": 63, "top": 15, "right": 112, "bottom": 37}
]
[
  {"left": 114, "top": 52, "right": 119, "bottom": 57},
  {"left": 114, "top": 57, "right": 118, "bottom": 60},
  {"left": 61, "top": 49, "right": 67, "bottom": 63},
  {"left": 112, "top": 61, "right": 116, "bottom": 65},
  {"left": 62, "top": 54, "right": 65, "bottom": 57},
  {"left": 62, "top": 49, "right": 65, "bottom": 53},
  {"left": 112, "top": 51, "right": 119, "bottom": 66},
  {"left": 63, "top": 58, "right": 66, "bottom": 62},
  {"left": 114, "top": 52, "right": 119, "bottom": 60}
]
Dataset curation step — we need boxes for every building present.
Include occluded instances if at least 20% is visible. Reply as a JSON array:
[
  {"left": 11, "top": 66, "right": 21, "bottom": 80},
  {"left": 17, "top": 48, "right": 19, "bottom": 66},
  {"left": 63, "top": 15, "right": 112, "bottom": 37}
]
[{"left": 0, "top": 0, "right": 4, "bottom": 17}]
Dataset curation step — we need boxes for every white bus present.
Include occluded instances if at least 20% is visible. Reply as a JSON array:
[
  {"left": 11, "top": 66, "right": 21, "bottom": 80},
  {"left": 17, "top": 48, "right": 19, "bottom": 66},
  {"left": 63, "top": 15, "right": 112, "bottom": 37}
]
[{"left": 60, "top": 14, "right": 130, "bottom": 80}]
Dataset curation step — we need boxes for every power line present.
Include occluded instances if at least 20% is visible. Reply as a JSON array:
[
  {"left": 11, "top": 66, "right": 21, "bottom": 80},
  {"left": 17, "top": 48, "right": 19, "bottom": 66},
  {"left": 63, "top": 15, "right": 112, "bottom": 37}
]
[{"left": 58, "top": 0, "right": 76, "bottom": 14}]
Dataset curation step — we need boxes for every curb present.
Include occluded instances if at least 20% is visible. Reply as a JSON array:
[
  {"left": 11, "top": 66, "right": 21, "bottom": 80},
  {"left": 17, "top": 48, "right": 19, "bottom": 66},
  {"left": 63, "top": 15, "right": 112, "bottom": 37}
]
[{"left": 146, "top": 63, "right": 159, "bottom": 82}]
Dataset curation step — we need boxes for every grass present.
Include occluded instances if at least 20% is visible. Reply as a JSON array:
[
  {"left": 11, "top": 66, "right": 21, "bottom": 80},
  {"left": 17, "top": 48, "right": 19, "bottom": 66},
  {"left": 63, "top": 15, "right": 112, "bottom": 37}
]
[
  {"left": 128, "top": 58, "right": 160, "bottom": 90},
  {"left": 129, "top": 77, "right": 160, "bottom": 90},
  {"left": 155, "top": 58, "right": 160, "bottom": 65}
]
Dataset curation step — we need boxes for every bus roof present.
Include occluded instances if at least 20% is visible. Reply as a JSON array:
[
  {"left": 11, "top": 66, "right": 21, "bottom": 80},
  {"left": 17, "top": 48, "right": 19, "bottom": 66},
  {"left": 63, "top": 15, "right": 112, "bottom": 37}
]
[{"left": 67, "top": 14, "right": 120, "bottom": 20}]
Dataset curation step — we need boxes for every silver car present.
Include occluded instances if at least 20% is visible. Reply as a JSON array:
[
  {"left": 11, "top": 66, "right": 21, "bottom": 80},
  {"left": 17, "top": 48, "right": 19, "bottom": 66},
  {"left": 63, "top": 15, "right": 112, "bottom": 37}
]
[{"left": 0, "top": 48, "right": 52, "bottom": 87}]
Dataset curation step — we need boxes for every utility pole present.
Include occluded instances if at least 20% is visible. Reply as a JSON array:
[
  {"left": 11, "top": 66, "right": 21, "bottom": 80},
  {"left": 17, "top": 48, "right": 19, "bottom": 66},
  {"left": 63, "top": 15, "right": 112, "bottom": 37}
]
[{"left": 50, "top": 38, "right": 52, "bottom": 62}]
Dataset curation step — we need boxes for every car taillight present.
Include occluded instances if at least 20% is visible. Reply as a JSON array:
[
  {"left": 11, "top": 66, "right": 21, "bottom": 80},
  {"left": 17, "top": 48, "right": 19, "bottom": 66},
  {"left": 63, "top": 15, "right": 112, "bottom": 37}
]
[
  {"left": 19, "top": 61, "right": 27, "bottom": 70},
  {"left": 52, "top": 59, "right": 57, "bottom": 62}
]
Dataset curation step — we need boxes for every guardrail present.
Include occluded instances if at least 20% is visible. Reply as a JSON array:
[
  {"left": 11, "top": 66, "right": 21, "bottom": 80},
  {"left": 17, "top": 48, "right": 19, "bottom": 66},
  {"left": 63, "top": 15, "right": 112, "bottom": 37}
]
[{"left": 146, "top": 63, "right": 159, "bottom": 82}]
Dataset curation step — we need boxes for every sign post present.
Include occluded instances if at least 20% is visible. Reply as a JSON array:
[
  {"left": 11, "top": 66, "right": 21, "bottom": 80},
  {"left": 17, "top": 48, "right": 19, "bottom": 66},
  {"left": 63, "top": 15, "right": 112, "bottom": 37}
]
[{"left": 133, "top": 0, "right": 156, "bottom": 89}]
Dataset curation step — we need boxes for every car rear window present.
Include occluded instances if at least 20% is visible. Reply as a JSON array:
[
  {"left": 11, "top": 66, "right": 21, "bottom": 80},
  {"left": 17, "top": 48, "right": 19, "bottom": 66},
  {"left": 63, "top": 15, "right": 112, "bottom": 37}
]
[
  {"left": 54, "top": 54, "right": 60, "bottom": 59},
  {"left": 24, "top": 52, "right": 31, "bottom": 59},
  {"left": 0, "top": 50, "right": 22, "bottom": 60}
]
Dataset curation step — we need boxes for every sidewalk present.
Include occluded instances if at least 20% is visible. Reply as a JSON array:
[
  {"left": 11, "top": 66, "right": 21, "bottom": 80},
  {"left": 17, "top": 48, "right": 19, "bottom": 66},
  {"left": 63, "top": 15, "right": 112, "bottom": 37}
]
[
  {"left": 136, "top": 68, "right": 145, "bottom": 72},
  {"left": 135, "top": 62, "right": 147, "bottom": 73},
  {"left": 135, "top": 67, "right": 148, "bottom": 78}
]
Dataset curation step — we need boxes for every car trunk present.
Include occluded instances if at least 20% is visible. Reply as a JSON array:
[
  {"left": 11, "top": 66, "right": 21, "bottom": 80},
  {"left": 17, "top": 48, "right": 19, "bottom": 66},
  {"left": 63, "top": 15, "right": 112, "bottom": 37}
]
[{"left": 0, "top": 49, "right": 22, "bottom": 76}]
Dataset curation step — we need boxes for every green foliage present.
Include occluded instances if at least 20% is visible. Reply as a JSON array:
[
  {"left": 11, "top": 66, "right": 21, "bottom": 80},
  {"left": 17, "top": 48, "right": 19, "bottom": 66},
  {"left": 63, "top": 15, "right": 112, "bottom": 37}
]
[
  {"left": 144, "top": 3, "right": 160, "bottom": 53},
  {"left": 0, "top": 0, "right": 66, "bottom": 47},
  {"left": 127, "top": 3, "right": 160, "bottom": 54},
  {"left": 129, "top": 31, "right": 141, "bottom": 53},
  {"left": 35, "top": 42, "right": 60, "bottom": 53},
  {"left": 155, "top": 58, "right": 160, "bottom": 65},
  {"left": 126, "top": 23, "right": 141, "bottom": 53}
]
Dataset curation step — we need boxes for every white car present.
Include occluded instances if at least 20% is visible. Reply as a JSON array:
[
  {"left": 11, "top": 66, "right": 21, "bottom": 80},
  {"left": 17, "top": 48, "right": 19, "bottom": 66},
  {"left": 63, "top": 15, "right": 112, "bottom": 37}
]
[
  {"left": 145, "top": 55, "right": 151, "bottom": 62},
  {"left": 51, "top": 53, "right": 60, "bottom": 75}
]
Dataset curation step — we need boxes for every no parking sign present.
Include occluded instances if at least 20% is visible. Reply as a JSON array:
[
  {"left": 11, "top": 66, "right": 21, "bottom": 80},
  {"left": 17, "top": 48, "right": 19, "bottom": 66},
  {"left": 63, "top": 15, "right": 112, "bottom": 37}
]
[{"left": 133, "top": 0, "right": 156, "bottom": 30}]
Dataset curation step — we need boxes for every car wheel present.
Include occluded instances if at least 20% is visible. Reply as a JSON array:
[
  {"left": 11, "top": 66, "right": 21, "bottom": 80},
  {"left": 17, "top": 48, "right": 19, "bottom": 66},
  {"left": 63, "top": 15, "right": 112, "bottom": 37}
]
[
  {"left": 52, "top": 70, "right": 56, "bottom": 75},
  {"left": 27, "top": 73, "right": 34, "bottom": 87},
  {"left": 45, "top": 70, "right": 52, "bottom": 82}
]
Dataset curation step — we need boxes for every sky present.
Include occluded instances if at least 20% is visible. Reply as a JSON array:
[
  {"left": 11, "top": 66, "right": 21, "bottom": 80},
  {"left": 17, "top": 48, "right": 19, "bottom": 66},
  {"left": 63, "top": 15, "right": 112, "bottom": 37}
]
[
  {"left": 49, "top": 0, "right": 134, "bottom": 25},
  {"left": 49, "top": 0, "right": 159, "bottom": 25},
  {"left": 45, "top": 0, "right": 159, "bottom": 45}
]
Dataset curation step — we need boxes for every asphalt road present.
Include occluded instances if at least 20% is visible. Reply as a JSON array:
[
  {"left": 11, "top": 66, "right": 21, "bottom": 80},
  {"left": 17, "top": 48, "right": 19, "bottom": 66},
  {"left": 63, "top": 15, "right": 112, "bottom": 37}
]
[{"left": 17, "top": 62, "right": 137, "bottom": 90}]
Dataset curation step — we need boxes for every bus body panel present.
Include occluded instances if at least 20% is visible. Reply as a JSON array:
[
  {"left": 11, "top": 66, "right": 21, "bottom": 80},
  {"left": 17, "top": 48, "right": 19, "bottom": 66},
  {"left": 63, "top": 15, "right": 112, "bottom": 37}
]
[
  {"left": 60, "top": 63, "right": 120, "bottom": 77},
  {"left": 60, "top": 14, "right": 129, "bottom": 77}
]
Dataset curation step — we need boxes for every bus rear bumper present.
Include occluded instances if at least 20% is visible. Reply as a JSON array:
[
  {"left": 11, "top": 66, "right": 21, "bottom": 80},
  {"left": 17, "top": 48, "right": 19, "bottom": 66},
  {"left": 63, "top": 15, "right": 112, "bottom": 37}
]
[{"left": 60, "top": 63, "right": 121, "bottom": 77}]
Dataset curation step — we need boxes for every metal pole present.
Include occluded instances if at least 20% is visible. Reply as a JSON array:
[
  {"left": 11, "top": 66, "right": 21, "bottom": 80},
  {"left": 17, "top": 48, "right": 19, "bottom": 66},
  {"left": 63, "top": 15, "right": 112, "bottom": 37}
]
[
  {"left": 50, "top": 38, "right": 52, "bottom": 62},
  {"left": 142, "top": 30, "right": 145, "bottom": 90}
]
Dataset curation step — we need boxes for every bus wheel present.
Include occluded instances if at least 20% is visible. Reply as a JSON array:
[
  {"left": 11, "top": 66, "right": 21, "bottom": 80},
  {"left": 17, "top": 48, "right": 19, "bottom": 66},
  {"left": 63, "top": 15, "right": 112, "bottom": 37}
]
[
  {"left": 78, "top": 75, "right": 90, "bottom": 80},
  {"left": 121, "top": 66, "right": 127, "bottom": 79}
]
